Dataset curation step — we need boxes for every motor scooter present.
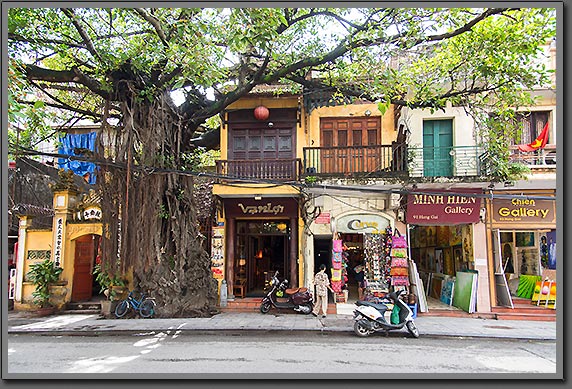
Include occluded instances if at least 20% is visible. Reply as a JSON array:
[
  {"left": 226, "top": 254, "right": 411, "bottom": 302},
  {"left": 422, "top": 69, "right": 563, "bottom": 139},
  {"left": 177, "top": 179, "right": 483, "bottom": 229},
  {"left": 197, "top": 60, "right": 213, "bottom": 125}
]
[
  {"left": 353, "top": 289, "right": 419, "bottom": 338},
  {"left": 260, "top": 271, "right": 313, "bottom": 314}
]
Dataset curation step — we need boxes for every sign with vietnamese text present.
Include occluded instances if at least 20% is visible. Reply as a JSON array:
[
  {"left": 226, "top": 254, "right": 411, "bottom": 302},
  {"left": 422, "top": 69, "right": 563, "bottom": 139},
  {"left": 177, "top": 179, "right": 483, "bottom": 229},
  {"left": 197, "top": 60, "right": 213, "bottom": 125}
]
[
  {"left": 492, "top": 197, "right": 555, "bottom": 224},
  {"left": 406, "top": 189, "right": 481, "bottom": 225}
]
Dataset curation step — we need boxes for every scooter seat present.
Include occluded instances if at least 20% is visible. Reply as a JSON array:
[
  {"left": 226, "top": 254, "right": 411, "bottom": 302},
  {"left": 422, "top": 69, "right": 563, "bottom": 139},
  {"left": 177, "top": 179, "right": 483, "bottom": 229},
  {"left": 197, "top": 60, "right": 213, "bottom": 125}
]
[
  {"left": 356, "top": 300, "right": 387, "bottom": 312},
  {"left": 285, "top": 287, "right": 308, "bottom": 295}
]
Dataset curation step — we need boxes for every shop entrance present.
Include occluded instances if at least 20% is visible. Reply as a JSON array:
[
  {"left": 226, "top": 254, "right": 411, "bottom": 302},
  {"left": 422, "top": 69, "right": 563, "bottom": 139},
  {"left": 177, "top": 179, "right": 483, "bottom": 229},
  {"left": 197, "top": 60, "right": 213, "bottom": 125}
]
[{"left": 236, "top": 221, "right": 289, "bottom": 296}]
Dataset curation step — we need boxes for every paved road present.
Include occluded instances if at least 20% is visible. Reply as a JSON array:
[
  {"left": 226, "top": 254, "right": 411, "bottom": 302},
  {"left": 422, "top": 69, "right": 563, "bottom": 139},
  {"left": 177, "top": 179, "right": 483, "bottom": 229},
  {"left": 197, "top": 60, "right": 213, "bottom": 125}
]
[{"left": 7, "top": 332, "right": 557, "bottom": 376}]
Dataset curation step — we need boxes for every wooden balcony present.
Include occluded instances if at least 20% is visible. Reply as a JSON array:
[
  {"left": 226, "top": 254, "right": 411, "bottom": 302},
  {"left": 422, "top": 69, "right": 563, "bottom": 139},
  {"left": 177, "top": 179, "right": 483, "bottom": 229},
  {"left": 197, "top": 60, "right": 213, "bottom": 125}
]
[
  {"left": 216, "top": 159, "right": 302, "bottom": 181},
  {"left": 302, "top": 144, "right": 407, "bottom": 177}
]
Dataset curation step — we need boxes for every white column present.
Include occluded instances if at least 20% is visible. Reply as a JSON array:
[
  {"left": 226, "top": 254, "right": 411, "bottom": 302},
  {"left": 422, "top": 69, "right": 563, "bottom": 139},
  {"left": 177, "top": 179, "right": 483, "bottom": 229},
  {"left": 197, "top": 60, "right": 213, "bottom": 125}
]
[{"left": 15, "top": 217, "right": 29, "bottom": 302}]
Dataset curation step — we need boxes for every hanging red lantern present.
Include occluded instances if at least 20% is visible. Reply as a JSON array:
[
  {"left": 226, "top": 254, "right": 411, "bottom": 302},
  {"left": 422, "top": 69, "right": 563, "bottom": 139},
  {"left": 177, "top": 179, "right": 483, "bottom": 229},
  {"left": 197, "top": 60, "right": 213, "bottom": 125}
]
[{"left": 253, "top": 105, "right": 270, "bottom": 121}]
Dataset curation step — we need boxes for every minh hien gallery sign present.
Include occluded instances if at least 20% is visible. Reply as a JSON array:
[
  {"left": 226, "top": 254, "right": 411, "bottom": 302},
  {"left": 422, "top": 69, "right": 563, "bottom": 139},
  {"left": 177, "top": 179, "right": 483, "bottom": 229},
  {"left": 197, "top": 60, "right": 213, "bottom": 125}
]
[{"left": 406, "top": 189, "right": 481, "bottom": 225}]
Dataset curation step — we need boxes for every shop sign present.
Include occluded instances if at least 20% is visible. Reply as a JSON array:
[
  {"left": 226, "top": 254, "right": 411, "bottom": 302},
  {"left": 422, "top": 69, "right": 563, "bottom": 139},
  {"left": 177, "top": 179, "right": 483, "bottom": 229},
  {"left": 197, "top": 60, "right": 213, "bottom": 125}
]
[
  {"left": 315, "top": 212, "right": 331, "bottom": 224},
  {"left": 492, "top": 197, "right": 555, "bottom": 224},
  {"left": 225, "top": 198, "right": 298, "bottom": 218},
  {"left": 53, "top": 217, "right": 64, "bottom": 267},
  {"left": 406, "top": 189, "right": 481, "bottom": 225},
  {"left": 336, "top": 213, "right": 390, "bottom": 234}
]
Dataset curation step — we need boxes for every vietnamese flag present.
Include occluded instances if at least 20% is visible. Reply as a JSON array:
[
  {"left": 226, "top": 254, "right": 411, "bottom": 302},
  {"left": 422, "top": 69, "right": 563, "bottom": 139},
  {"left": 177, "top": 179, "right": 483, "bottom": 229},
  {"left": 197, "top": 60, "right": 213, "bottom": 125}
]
[{"left": 517, "top": 121, "right": 549, "bottom": 152}]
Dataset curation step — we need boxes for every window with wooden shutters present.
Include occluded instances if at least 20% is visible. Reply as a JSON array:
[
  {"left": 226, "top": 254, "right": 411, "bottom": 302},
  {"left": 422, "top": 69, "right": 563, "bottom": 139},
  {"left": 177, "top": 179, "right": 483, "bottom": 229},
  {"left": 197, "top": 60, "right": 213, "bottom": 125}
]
[{"left": 319, "top": 117, "right": 382, "bottom": 174}]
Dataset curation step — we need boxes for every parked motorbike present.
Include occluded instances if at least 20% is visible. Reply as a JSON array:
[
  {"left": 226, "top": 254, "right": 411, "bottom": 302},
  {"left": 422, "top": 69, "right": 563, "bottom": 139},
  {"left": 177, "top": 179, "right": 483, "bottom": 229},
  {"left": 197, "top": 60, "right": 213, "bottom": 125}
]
[
  {"left": 353, "top": 289, "right": 419, "bottom": 338},
  {"left": 260, "top": 271, "right": 314, "bottom": 314}
]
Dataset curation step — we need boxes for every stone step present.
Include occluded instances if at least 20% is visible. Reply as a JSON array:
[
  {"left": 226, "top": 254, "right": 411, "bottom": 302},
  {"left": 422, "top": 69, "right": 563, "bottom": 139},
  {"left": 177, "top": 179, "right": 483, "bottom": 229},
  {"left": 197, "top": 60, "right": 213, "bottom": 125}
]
[
  {"left": 65, "top": 302, "right": 101, "bottom": 311},
  {"left": 494, "top": 312, "right": 556, "bottom": 322},
  {"left": 61, "top": 309, "right": 103, "bottom": 315}
]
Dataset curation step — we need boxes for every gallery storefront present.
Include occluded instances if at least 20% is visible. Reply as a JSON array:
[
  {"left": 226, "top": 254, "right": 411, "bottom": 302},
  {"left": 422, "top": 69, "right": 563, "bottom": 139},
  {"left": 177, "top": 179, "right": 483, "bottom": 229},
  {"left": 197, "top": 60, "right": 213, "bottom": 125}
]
[
  {"left": 405, "top": 188, "right": 491, "bottom": 314},
  {"left": 486, "top": 190, "right": 557, "bottom": 309}
]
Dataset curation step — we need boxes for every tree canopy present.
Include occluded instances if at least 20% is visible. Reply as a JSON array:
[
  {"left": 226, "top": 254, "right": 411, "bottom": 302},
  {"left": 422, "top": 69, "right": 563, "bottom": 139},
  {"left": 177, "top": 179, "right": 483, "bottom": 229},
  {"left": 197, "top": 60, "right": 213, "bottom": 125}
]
[
  {"left": 7, "top": 7, "right": 556, "bottom": 316},
  {"left": 9, "top": 7, "right": 555, "bottom": 151}
]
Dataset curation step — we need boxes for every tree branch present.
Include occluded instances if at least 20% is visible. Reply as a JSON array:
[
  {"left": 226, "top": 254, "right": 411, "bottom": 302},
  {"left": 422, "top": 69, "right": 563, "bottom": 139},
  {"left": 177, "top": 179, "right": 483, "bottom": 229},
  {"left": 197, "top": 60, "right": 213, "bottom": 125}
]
[
  {"left": 61, "top": 8, "right": 103, "bottom": 62},
  {"left": 23, "top": 64, "right": 112, "bottom": 100},
  {"left": 8, "top": 32, "right": 85, "bottom": 49},
  {"left": 133, "top": 8, "right": 169, "bottom": 47}
]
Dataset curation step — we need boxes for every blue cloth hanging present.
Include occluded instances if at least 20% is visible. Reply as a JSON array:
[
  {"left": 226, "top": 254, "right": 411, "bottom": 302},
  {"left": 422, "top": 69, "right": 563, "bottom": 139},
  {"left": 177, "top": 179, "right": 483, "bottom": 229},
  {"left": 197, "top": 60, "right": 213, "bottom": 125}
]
[{"left": 58, "top": 132, "right": 97, "bottom": 184}]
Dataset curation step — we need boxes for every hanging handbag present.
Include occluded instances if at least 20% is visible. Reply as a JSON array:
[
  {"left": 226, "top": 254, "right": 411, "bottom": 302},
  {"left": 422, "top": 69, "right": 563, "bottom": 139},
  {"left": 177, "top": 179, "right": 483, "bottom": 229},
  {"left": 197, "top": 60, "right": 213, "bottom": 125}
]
[
  {"left": 390, "top": 248, "right": 407, "bottom": 258},
  {"left": 390, "top": 267, "right": 408, "bottom": 276},
  {"left": 392, "top": 229, "right": 408, "bottom": 248},
  {"left": 390, "top": 258, "right": 408, "bottom": 268},
  {"left": 333, "top": 239, "right": 343, "bottom": 253},
  {"left": 331, "top": 280, "right": 343, "bottom": 293},
  {"left": 331, "top": 268, "right": 342, "bottom": 281},
  {"left": 332, "top": 251, "right": 342, "bottom": 263}
]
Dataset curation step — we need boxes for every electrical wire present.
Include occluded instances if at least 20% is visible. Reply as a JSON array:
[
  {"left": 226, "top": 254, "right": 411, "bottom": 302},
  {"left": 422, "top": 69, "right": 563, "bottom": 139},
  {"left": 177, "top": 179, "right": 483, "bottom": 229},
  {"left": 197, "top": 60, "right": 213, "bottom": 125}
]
[{"left": 10, "top": 143, "right": 556, "bottom": 201}]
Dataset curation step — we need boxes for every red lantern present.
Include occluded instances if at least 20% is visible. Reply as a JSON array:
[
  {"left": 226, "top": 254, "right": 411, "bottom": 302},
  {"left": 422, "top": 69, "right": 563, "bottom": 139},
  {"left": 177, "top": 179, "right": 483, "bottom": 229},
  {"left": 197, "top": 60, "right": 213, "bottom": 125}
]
[{"left": 253, "top": 105, "right": 269, "bottom": 121}]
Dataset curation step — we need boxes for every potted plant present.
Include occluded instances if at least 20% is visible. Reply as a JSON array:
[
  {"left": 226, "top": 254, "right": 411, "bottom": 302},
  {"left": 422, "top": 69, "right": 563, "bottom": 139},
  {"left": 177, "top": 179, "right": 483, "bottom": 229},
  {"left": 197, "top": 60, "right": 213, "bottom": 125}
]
[
  {"left": 26, "top": 259, "right": 63, "bottom": 316},
  {"left": 94, "top": 263, "right": 127, "bottom": 316}
]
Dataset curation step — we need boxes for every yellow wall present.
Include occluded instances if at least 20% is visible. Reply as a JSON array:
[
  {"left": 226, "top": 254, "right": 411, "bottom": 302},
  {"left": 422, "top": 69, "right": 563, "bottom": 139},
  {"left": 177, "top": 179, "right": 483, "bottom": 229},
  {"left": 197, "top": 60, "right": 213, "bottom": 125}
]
[
  {"left": 307, "top": 103, "right": 397, "bottom": 147},
  {"left": 19, "top": 229, "right": 52, "bottom": 306},
  {"left": 18, "top": 223, "right": 104, "bottom": 309}
]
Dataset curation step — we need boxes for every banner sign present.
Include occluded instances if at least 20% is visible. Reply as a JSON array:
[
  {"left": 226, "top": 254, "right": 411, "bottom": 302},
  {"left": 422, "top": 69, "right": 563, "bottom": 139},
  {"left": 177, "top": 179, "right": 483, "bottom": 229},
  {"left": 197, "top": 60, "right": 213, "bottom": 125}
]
[
  {"left": 225, "top": 197, "right": 298, "bottom": 218},
  {"left": 406, "top": 189, "right": 481, "bottom": 225},
  {"left": 492, "top": 197, "right": 555, "bottom": 224}
]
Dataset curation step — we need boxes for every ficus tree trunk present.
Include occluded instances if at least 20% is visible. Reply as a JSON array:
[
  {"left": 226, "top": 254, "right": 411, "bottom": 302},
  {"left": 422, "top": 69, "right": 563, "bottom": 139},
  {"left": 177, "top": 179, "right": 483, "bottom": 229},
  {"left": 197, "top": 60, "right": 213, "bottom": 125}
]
[{"left": 97, "top": 87, "right": 218, "bottom": 317}]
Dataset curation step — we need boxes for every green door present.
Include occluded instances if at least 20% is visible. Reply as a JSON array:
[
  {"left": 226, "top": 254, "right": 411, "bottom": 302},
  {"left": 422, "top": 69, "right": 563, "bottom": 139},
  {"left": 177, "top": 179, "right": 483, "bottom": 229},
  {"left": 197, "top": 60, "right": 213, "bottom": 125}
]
[{"left": 423, "top": 120, "right": 453, "bottom": 177}]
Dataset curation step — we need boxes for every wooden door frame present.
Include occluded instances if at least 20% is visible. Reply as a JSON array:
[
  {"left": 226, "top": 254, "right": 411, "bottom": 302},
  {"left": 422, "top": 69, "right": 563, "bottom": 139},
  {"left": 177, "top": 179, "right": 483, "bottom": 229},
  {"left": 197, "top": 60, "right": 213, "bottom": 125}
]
[{"left": 71, "top": 234, "right": 99, "bottom": 302}]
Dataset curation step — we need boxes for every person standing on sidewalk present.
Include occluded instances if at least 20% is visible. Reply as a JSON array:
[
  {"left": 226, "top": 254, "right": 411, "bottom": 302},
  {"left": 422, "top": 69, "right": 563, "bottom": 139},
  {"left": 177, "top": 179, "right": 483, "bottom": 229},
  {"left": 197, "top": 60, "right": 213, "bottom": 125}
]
[
  {"left": 312, "top": 264, "right": 334, "bottom": 318},
  {"left": 353, "top": 263, "right": 366, "bottom": 301}
]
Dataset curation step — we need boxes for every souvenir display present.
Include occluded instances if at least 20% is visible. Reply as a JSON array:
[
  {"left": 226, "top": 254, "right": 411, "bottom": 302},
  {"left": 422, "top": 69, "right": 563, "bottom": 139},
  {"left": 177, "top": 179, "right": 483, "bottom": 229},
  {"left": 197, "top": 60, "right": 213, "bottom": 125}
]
[{"left": 390, "top": 229, "right": 410, "bottom": 288}]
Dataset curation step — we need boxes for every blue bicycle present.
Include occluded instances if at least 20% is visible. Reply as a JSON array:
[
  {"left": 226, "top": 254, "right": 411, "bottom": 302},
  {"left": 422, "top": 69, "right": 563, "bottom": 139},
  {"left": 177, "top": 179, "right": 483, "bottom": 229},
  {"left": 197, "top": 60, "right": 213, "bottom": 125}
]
[{"left": 114, "top": 290, "right": 156, "bottom": 318}]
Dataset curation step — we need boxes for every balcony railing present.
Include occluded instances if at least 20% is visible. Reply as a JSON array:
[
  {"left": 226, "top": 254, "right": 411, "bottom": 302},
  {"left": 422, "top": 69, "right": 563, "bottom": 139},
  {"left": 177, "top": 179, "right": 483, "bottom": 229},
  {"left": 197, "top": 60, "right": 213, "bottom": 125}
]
[
  {"left": 508, "top": 145, "right": 556, "bottom": 167},
  {"left": 302, "top": 144, "right": 407, "bottom": 177},
  {"left": 216, "top": 159, "right": 302, "bottom": 181},
  {"left": 408, "top": 145, "right": 484, "bottom": 178}
]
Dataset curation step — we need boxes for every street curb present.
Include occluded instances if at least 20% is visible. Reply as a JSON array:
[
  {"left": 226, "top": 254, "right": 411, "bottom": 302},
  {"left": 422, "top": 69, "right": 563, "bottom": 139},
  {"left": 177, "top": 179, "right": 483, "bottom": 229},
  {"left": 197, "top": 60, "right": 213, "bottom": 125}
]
[{"left": 7, "top": 328, "right": 556, "bottom": 341}]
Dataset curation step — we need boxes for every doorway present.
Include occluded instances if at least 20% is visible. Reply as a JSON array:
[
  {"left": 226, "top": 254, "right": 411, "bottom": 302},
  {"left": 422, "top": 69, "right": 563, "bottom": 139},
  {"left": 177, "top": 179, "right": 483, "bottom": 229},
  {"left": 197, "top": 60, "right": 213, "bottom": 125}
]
[
  {"left": 423, "top": 119, "right": 453, "bottom": 177},
  {"left": 236, "top": 221, "right": 289, "bottom": 296},
  {"left": 71, "top": 234, "right": 100, "bottom": 302}
]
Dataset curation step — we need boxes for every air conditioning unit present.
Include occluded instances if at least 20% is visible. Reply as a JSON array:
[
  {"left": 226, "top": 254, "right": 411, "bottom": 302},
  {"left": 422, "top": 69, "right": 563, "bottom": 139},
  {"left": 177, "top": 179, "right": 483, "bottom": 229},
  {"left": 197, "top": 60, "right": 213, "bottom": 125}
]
[{"left": 306, "top": 167, "right": 317, "bottom": 174}]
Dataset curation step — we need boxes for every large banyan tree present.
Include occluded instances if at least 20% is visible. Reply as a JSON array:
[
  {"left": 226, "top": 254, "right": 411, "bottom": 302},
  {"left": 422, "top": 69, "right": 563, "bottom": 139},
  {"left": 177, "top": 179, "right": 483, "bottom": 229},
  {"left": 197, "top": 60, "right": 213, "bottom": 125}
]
[{"left": 7, "top": 7, "right": 555, "bottom": 316}]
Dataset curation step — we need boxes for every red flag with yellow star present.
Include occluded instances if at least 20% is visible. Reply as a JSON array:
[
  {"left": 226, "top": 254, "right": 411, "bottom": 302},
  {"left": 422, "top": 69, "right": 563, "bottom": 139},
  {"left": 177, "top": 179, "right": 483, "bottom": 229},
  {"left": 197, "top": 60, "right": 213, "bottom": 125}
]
[{"left": 517, "top": 121, "right": 549, "bottom": 152}]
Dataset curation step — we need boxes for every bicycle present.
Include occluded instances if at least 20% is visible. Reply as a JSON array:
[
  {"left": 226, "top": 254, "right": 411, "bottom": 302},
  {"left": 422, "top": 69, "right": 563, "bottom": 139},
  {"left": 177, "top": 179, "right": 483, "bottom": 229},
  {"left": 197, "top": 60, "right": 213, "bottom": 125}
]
[{"left": 114, "top": 290, "right": 156, "bottom": 318}]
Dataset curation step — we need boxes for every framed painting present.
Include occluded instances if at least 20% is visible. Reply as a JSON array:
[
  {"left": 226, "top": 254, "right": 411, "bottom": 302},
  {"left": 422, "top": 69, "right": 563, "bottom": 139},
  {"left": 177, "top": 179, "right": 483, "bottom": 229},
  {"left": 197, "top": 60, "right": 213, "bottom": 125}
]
[
  {"left": 453, "top": 245, "right": 463, "bottom": 273},
  {"left": 426, "top": 247, "right": 435, "bottom": 272},
  {"left": 418, "top": 228, "right": 427, "bottom": 247},
  {"left": 516, "top": 232, "right": 535, "bottom": 247},
  {"left": 462, "top": 225, "right": 473, "bottom": 263},
  {"left": 436, "top": 226, "right": 450, "bottom": 247},
  {"left": 443, "top": 247, "right": 454, "bottom": 276},
  {"left": 434, "top": 248, "right": 444, "bottom": 274},
  {"left": 450, "top": 225, "right": 463, "bottom": 246},
  {"left": 426, "top": 226, "right": 437, "bottom": 247}
]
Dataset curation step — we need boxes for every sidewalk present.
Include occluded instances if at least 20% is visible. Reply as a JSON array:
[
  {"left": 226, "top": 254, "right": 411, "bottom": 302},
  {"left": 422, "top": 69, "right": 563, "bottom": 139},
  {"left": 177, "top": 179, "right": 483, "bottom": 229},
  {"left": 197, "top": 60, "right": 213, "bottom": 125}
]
[{"left": 7, "top": 310, "right": 556, "bottom": 340}]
